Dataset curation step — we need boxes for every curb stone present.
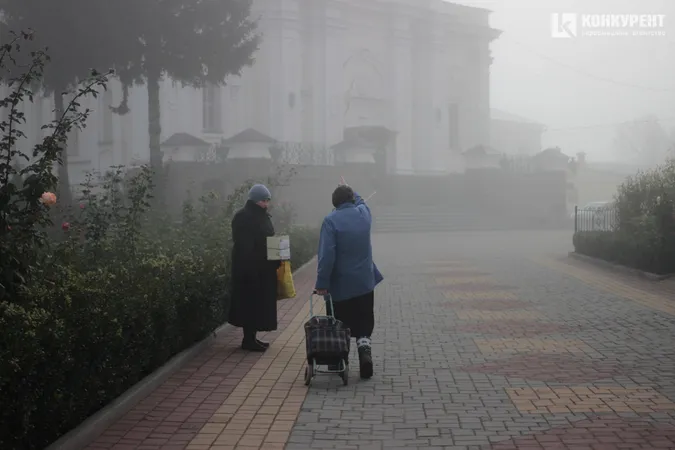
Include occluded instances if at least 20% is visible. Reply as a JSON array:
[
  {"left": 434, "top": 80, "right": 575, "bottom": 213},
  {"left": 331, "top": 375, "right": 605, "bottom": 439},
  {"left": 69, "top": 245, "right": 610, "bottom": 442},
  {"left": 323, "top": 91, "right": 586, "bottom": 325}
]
[
  {"left": 568, "top": 251, "right": 675, "bottom": 281},
  {"left": 47, "top": 256, "right": 317, "bottom": 450}
]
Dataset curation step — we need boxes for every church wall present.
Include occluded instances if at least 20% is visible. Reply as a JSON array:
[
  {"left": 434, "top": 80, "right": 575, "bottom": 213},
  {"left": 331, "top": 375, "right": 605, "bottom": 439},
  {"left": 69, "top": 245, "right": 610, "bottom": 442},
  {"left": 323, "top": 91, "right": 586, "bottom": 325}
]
[
  {"left": 430, "top": 29, "right": 447, "bottom": 173},
  {"left": 391, "top": 17, "right": 414, "bottom": 174},
  {"left": 324, "top": 3, "right": 347, "bottom": 145},
  {"left": 39, "top": 0, "right": 499, "bottom": 183}
]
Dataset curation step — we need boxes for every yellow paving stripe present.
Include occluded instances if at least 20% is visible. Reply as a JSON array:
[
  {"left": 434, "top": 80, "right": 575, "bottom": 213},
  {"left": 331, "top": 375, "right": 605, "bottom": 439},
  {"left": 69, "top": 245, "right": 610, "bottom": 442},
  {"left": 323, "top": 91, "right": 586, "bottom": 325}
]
[
  {"left": 533, "top": 257, "right": 675, "bottom": 316},
  {"left": 474, "top": 338, "right": 595, "bottom": 355},
  {"left": 507, "top": 386, "right": 675, "bottom": 414},
  {"left": 187, "top": 298, "right": 323, "bottom": 449},
  {"left": 435, "top": 275, "right": 492, "bottom": 285},
  {"left": 442, "top": 290, "right": 517, "bottom": 301},
  {"left": 456, "top": 310, "right": 544, "bottom": 321},
  {"left": 422, "top": 261, "right": 471, "bottom": 266},
  {"left": 420, "top": 267, "right": 483, "bottom": 274}
]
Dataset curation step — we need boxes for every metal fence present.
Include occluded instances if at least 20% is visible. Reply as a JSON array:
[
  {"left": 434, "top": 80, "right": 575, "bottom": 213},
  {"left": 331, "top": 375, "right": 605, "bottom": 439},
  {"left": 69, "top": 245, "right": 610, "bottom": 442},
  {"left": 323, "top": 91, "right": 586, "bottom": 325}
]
[
  {"left": 499, "top": 155, "right": 536, "bottom": 173},
  {"left": 271, "top": 142, "right": 334, "bottom": 166},
  {"left": 574, "top": 204, "right": 618, "bottom": 232}
]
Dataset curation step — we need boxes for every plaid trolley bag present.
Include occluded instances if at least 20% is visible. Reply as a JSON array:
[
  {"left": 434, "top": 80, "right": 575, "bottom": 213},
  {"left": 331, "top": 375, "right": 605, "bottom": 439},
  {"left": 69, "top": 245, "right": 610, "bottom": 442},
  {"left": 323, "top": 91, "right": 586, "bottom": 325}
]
[{"left": 303, "top": 294, "right": 351, "bottom": 386}]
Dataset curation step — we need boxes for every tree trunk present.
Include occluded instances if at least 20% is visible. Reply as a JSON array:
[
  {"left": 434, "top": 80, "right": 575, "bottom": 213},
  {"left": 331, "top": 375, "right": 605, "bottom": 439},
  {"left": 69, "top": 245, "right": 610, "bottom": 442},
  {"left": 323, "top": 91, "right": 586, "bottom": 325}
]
[
  {"left": 147, "top": 74, "right": 162, "bottom": 170},
  {"left": 53, "top": 91, "right": 72, "bottom": 206},
  {"left": 146, "top": 71, "right": 164, "bottom": 203}
]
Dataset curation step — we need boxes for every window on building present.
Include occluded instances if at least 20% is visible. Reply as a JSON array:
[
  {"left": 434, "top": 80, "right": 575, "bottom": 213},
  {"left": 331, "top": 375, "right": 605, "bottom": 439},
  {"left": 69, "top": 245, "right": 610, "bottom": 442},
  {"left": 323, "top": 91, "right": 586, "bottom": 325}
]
[
  {"left": 229, "top": 85, "right": 240, "bottom": 100},
  {"left": 202, "top": 84, "right": 222, "bottom": 132},
  {"left": 67, "top": 129, "right": 80, "bottom": 157},
  {"left": 301, "top": 89, "right": 312, "bottom": 144},
  {"left": 226, "top": 84, "right": 240, "bottom": 134},
  {"left": 99, "top": 89, "right": 113, "bottom": 144},
  {"left": 34, "top": 95, "right": 44, "bottom": 140},
  {"left": 448, "top": 103, "right": 459, "bottom": 152}
]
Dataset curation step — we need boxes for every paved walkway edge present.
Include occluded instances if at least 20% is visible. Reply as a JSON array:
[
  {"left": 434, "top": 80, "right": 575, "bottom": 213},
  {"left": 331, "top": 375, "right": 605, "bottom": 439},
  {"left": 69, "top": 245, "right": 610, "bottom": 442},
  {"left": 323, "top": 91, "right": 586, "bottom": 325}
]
[
  {"left": 48, "top": 257, "right": 317, "bottom": 450},
  {"left": 568, "top": 251, "right": 675, "bottom": 281}
]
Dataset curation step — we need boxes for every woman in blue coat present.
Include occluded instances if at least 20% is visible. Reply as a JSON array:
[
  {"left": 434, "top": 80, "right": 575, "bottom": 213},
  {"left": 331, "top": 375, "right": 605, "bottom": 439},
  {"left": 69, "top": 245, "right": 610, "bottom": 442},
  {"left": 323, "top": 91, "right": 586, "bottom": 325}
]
[{"left": 314, "top": 183, "right": 383, "bottom": 379}]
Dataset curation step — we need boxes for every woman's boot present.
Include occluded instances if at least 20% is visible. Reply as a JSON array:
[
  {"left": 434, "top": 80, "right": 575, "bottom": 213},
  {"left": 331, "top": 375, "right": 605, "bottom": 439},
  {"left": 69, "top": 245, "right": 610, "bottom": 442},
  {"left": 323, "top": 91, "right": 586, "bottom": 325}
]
[
  {"left": 357, "top": 337, "right": 373, "bottom": 379},
  {"left": 242, "top": 328, "right": 267, "bottom": 352}
]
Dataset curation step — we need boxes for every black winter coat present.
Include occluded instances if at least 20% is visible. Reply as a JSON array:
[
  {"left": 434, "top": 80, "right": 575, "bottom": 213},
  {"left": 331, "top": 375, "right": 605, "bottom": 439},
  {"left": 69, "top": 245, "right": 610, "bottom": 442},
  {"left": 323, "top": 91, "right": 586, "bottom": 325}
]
[{"left": 228, "top": 200, "right": 279, "bottom": 331}]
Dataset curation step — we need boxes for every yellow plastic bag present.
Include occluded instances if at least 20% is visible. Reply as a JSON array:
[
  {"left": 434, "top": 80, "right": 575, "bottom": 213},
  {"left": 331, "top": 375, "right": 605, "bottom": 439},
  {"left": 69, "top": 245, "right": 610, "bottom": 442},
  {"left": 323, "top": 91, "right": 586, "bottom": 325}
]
[{"left": 277, "top": 260, "right": 296, "bottom": 300}]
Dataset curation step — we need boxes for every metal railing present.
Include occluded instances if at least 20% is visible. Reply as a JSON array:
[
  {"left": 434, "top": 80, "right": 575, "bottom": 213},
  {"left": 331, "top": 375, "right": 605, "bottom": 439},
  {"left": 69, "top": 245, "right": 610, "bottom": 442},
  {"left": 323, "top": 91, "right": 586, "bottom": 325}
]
[
  {"left": 574, "top": 204, "right": 618, "bottom": 233},
  {"left": 271, "top": 142, "right": 334, "bottom": 166}
]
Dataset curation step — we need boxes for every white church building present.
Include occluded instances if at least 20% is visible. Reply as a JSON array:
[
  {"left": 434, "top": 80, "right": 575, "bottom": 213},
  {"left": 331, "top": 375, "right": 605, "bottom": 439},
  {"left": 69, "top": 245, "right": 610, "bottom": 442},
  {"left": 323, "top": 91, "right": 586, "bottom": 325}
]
[{"left": 9, "top": 0, "right": 500, "bottom": 187}]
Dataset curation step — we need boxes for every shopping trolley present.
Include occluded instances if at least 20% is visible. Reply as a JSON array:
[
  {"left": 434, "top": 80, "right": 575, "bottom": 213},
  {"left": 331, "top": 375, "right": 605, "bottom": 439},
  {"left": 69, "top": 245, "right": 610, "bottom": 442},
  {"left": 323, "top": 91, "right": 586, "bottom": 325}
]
[{"left": 303, "top": 292, "right": 351, "bottom": 386}]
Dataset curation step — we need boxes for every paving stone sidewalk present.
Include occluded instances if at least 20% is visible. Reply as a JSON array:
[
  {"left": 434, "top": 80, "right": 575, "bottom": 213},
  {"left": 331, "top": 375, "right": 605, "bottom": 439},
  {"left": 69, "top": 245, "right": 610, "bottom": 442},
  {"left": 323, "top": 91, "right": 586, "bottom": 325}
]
[
  {"left": 86, "top": 231, "right": 675, "bottom": 449},
  {"left": 86, "top": 261, "right": 319, "bottom": 450}
]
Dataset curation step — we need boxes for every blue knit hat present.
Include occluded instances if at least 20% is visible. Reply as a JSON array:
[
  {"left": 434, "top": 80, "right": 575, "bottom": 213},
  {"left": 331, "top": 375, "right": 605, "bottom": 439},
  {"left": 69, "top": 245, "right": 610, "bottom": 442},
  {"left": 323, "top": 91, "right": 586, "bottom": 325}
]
[{"left": 248, "top": 184, "right": 271, "bottom": 202}]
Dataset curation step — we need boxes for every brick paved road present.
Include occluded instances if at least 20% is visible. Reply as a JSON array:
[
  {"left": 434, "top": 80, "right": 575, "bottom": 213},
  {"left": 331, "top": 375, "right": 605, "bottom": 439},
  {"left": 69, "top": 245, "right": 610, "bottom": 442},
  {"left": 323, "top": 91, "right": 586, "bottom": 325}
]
[
  {"left": 86, "top": 230, "right": 675, "bottom": 449},
  {"left": 288, "top": 230, "right": 675, "bottom": 450}
]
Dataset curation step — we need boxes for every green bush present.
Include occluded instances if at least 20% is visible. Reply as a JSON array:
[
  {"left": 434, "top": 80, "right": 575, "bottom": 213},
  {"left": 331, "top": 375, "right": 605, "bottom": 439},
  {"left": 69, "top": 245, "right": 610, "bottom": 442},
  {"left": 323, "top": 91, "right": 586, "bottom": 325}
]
[
  {"left": 0, "top": 39, "right": 319, "bottom": 449},
  {"left": 573, "top": 227, "right": 675, "bottom": 275},
  {"left": 575, "top": 158, "right": 675, "bottom": 274},
  {"left": 614, "top": 159, "right": 675, "bottom": 234},
  {"left": 0, "top": 167, "right": 319, "bottom": 450},
  {"left": 289, "top": 226, "right": 320, "bottom": 270}
]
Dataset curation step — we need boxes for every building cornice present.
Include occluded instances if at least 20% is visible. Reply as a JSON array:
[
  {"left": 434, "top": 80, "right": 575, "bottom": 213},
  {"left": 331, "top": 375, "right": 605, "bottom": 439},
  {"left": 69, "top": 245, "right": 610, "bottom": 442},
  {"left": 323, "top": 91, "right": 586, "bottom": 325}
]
[{"left": 259, "top": 0, "right": 501, "bottom": 43}]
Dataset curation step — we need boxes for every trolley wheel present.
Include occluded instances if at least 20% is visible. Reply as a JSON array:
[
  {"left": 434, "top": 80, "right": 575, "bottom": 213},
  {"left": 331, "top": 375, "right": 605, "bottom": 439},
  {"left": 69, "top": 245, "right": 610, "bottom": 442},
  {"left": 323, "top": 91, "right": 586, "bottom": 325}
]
[
  {"left": 304, "top": 362, "right": 314, "bottom": 386},
  {"left": 340, "top": 360, "right": 349, "bottom": 386}
]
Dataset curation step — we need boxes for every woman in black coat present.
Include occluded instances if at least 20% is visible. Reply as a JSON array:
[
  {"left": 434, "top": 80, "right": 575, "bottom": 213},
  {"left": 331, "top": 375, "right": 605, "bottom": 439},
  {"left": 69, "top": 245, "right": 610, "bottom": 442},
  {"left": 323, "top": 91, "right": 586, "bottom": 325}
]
[{"left": 228, "top": 184, "right": 279, "bottom": 351}]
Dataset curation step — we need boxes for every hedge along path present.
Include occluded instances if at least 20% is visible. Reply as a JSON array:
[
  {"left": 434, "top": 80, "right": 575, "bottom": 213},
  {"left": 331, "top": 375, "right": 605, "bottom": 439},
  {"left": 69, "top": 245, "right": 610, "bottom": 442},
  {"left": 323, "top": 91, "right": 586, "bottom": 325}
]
[{"left": 85, "top": 259, "right": 318, "bottom": 450}]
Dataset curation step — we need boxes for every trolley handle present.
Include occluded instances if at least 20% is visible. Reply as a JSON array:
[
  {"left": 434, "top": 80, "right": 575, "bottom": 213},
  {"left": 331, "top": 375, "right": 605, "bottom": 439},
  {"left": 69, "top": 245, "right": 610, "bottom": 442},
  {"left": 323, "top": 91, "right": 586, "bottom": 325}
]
[{"left": 311, "top": 290, "right": 336, "bottom": 320}]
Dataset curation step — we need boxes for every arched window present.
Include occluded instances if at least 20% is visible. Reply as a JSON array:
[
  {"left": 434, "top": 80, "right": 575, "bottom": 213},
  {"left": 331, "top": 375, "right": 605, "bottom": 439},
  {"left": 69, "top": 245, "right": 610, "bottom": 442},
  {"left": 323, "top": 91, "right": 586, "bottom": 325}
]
[{"left": 202, "top": 84, "right": 222, "bottom": 133}]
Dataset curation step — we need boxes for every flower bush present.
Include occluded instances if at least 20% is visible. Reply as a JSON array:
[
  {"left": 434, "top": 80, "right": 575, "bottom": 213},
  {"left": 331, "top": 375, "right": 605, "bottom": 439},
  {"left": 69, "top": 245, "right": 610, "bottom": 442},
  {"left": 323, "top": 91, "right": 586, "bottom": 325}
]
[
  {"left": 0, "top": 33, "right": 319, "bottom": 449},
  {"left": 39, "top": 191, "right": 57, "bottom": 205}
]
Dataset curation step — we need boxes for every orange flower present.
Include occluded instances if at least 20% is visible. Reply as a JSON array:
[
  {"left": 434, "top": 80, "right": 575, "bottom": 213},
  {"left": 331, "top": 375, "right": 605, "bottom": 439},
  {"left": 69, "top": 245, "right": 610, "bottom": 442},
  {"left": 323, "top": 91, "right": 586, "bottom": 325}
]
[{"left": 39, "top": 192, "right": 57, "bottom": 206}]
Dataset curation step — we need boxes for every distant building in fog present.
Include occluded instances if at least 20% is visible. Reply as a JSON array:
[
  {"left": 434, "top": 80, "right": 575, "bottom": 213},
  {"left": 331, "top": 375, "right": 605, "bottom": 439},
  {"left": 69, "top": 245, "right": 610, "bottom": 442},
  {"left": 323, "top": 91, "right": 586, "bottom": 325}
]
[
  {"left": 8, "top": 0, "right": 500, "bottom": 187},
  {"left": 489, "top": 108, "right": 545, "bottom": 156},
  {"left": 573, "top": 160, "right": 653, "bottom": 207}
]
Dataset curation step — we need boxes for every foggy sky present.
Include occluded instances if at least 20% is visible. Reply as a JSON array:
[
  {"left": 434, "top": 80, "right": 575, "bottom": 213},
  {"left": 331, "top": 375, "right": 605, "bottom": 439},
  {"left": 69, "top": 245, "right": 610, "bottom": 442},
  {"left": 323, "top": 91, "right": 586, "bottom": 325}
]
[{"left": 451, "top": 0, "right": 675, "bottom": 162}]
